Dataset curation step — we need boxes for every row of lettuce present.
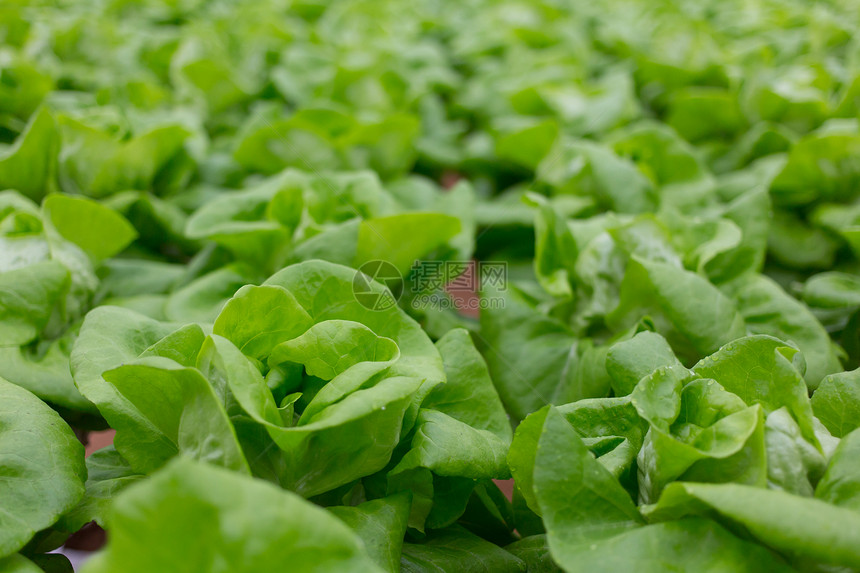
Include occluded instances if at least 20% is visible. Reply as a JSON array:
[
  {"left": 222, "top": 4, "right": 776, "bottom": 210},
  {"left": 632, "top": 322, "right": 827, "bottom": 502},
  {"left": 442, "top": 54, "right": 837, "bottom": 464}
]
[
  {"left": 5, "top": 182, "right": 860, "bottom": 572},
  {"left": 2, "top": 0, "right": 860, "bottom": 571}
]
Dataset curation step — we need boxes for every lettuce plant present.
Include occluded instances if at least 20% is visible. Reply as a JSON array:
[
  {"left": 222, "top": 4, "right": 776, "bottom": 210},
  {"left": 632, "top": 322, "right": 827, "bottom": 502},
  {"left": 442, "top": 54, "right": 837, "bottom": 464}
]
[
  {"left": 509, "top": 335, "right": 860, "bottom": 571},
  {"left": 2, "top": 0, "right": 860, "bottom": 571}
]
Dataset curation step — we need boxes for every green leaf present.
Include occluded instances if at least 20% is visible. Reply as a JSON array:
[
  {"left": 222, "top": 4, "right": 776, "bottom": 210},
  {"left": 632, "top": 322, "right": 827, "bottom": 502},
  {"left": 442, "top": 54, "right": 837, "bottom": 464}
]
[
  {"left": 329, "top": 492, "right": 411, "bottom": 573},
  {"left": 550, "top": 518, "right": 794, "bottom": 573},
  {"left": 629, "top": 365, "right": 690, "bottom": 429},
  {"left": 705, "top": 184, "right": 771, "bottom": 284},
  {"left": 556, "top": 397, "right": 647, "bottom": 480},
  {"left": 610, "top": 122, "right": 711, "bottom": 195},
  {"left": 0, "top": 554, "right": 44, "bottom": 573},
  {"left": 0, "top": 378, "right": 85, "bottom": 557},
  {"left": 770, "top": 131, "right": 860, "bottom": 206},
  {"left": 197, "top": 337, "right": 281, "bottom": 428},
  {"left": 811, "top": 369, "right": 860, "bottom": 437},
  {"left": 185, "top": 171, "right": 303, "bottom": 266},
  {"left": 813, "top": 200, "right": 860, "bottom": 259},
  {"left": 644, "top": 482, "right": 860, "bottom": 569},
  {"left": 666, "top": 88, "right": 746, "bottom": 142},
  {"left": 400, "top": 526, "right": 526, "bottom": 573},
  {"left": 693, "top": 336, "right": 818, "bottom": 445},
  {"left": 527, "top": 193, "right": 577, "bottom": 298},
  {"left": 0, "top": 260, "right": 68, "bottom": 346},
  {"left": 263, "top": 260, "right": 445, "bottom": 386},
  {"left": 764, "top": 408, "right": 828, "bottom": 496},
  {"left": 495, "top": 119, "right": 559, "bottom": 170},
  {"left": 213, "top": 284, "right": 313, "bottom": 361},
  {"left": 290, "top": 219, "right": 362, "bottom": 267},
  {"left": 606, "top": 331, "right": 682, "bottom": 396},
  {"left": 422, "top": 475, "right": 476, "bottom": 531},
  {"left": 537, "top": 140, "right": 656, "bottom": 214},
  {"left": 479, "top": 291, "right": 577, "bottom": 421},
  {"left": 164, "top": 265, "right": 257, "bottom": 323},
  {"left": 803, "top": 272, "right": 860, "bottom": 310},
  {"left": 60, "top": 446, "right": 144, "bottom": 532},
  {"left": 725, "top": 275, "right": 842, "bottom": 387},
  {"left": 97, "top": 259, "right": 185, "bottom": 300},
  {"left": 71, "top": 305, "right": 177, "bottom": 414},
  {"left": 508, "top": 404, "right": 780, "bottom": 570},
  {"left": 138, "top": 323, "right": 206, "bottom": 367},
  {"left": 174, "top": 49, "right": 254, "bottom": 113},
  {"left": 608, "top": 256, "right": 746, "bottom": 361},
  {"left": 58, "top": 117, "right": 190, "bottom": 198},
  {"left": 504, "top": 535, "right": 562, "bottom": 573},
  {"left": 287, "top": 374, "right": 426, "bottom": 496},
  {"left": 270, "top": 319, "right": 398, "bottom": 380},
  {"left": 768, "top": 209, "right": 839, "bottom": 270},
  {"left": 81, "top": 457, "right": 384, "bottom": 573},
  {"left": 552, "top": 340, "right": 614, "bottom": 408},
  {"left": 457, "top": 480, "right": 517, "bottom": 545},
  {"left": 508, "top": 406, "right": 551, "bottom": 516},
  {"left": 392, "top": 409, "right": 510, "bottom": 479},
  {"left": 531, "top": 408, "right": 643, "bottom": 565},
  {"left": 42, "top": 194, "right": 137, "bottom": 262},
  {"left": 101, "top": 356, "right": 249, "bottom": 474},
  {"left": 0, "top": 60, "right": 52, "bottom": 118},
  {"left": 0, "top": 327, "right": 94, "bottom": 412},
  {"left": 711, "top": 123, "right": 794, "bottom": 173},
  {"left": 199, "top": 334, "right": 422, "bottom": 497},
  {"left": 355, "top": 213, "right": 461, "bottom": 275},
  {"left": 233, "top": 111, "right": 343, "bottom": 175},
  {"left": 816, "top": 428, "right": 860, "bottom": 511},
  {"left": 381, "top": 467, "right": 436, "bottom": 533},
  {"left": 745, "top": 70, "right": 829, "bottom": 133},
  {"left": 72, "top": 308, "right": 246, "bottom": 473},
  {"left": 430, "top": 329, "right": 513, "bottom": 441},
  {"left": 632, "top": 367, "right": 766, "bottom": 502},
  {"left": 0, "top": 108, "right": 58, "bottom": 202}
]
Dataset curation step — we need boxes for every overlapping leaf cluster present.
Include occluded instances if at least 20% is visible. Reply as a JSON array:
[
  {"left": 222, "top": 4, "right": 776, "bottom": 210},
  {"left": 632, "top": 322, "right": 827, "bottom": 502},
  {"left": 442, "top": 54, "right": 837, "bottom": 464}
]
[{"left": 2, "top": 0, "right": 860, "bottom": 571}]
